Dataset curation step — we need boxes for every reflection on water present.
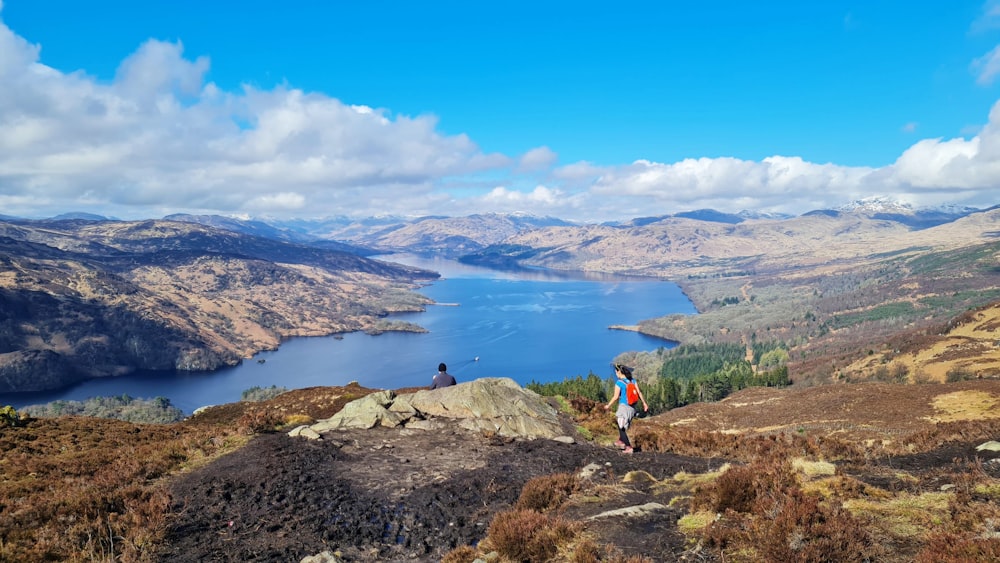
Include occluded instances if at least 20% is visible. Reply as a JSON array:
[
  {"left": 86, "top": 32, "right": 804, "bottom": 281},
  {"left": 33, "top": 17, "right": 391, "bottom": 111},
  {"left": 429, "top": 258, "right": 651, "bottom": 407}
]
[
  {"left": 2, "top": 256, "right": 695, "bottom": 414},
  {"left": 375, "top": 253, "right": 658, "bottom": 282}
]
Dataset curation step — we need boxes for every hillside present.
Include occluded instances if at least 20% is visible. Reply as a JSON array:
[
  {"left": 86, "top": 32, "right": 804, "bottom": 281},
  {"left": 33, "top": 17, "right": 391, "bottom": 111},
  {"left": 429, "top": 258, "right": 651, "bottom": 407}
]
[
  {"left": 444, "top": 209, "right": 998, "bottom": 387},
  {"left": 347, "top": 213, "right": 574, "bottom": 257},
  {"left": 845, "top": 299, "right": 1000, "bottom": 381},
  {"left": 2, "top": 379, "right": 998, "bottom": 562},
  {"left": 484, "top": 207, "right": 1000, "bottom": 278},
  {"left": 0, "top": 219, "right": 438, "bottom": 392},
  {"left": 3, "top": 207, "right": 997, "bottom": 393}
]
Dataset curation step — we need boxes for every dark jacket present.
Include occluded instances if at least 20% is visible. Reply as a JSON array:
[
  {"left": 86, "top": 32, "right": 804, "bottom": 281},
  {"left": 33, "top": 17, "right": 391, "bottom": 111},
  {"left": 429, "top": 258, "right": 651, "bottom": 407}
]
[{"left": 430, "top": 372, "right": 456, "bottom": 389}]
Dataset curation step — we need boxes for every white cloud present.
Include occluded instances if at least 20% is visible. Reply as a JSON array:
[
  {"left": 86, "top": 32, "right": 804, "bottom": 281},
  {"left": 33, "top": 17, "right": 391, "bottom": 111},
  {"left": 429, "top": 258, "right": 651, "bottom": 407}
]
[
  {"left": 468, "top": 184, "right": 596, "bottom": 219},
  {"left": 551, "top": 117, "right": 1000, "bottom": 220},
  {"left": 972, "top": 45, "right": 1000, "bottom": 85},
  {"left": 484, "top": 185, "right": 562, "bottom": 205},
  {"left": 114, "top": 40, "right": 209, "bottom": 101},
  {"left": 0, "top": 15, "right": 508, "bottom": 219},
  {"left": 902, "top": 122, "right": 918, "bottom": 133},
  {"left": 890, "top": 137, "right": 980, "bottom": 187},
  {"left": 246, "top": 192, "right": 307, "bottom": 212},
  {"left": 0, "top": 7, "right": 998, "bottom": 224},
  {"left": 517, "top": 146, "right": 557, "bottom": 172},
  {"left": 586, "top": 156, "right": 872, "bottom": 206},
  {"left": 552, "top": 161, "right": 604, "bottom": 183}
]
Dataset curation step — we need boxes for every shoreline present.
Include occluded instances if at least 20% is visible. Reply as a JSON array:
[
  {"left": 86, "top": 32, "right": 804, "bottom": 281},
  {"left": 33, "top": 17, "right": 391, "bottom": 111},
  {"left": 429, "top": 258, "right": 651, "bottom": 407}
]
[{"left": 607, "top": 324, "right": 682, "bottom": 345}]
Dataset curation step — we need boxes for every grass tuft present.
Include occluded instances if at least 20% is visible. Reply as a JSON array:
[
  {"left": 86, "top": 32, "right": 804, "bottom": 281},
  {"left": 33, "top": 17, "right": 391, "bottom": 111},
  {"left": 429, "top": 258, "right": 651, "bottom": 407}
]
[
  {"left": 515, "top": 472, "right": 579, "bottom": 513},
  {"left": 486, "top": 509, "right": 580, "bottom": 562}
]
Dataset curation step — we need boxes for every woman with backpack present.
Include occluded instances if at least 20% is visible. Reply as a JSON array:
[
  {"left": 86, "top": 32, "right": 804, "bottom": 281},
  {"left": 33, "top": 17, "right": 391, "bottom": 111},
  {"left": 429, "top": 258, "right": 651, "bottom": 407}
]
[{"left": 604, "top": 363, "right": 649, "bottom": 454}]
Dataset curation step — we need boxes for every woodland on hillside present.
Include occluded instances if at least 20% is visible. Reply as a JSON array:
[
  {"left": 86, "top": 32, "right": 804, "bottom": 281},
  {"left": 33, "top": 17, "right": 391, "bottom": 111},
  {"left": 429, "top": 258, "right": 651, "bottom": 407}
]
[{"left": 635, "top": 239, "right": 1000, "bottom": 387}]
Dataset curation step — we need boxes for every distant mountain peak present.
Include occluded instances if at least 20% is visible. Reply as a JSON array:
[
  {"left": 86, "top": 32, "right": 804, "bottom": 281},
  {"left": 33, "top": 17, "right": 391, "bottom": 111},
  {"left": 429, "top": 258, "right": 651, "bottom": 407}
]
[
  {"left": 737, "top": 209, "right": 794, "bottom": 220},
  {"left": 838, "top": 196, "right": 914, "bottom": 215},
  {"left": 830, "top": 197, "right": 983, "bottom": 229},
  {"left": 50, "top": 212, "right": 113, "bottom": 221}
]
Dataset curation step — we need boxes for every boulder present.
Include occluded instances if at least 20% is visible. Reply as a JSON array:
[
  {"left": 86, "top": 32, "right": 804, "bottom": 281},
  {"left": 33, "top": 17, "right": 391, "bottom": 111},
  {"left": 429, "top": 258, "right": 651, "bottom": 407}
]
[
  {"left": 294, "top": 377, "right": 564, "bottom": 440},
  {"left": 308, "top": 390, "right": 412, "bottom": 432},
  {"left": 288, "top": 425, "right": 322, "bottom": 440},
  {"left": 300, "top": 551, "right": 344, "bottom": 563}
]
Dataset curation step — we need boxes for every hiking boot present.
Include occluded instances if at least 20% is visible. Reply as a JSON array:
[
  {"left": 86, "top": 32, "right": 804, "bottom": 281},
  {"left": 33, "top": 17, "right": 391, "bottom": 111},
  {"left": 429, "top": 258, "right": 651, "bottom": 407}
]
[
  {"left": 622, "top": 446, "right": 634, "bottom": 454},
  {"left": 614, "top": 440, "right": 626, "bottom": 449}
]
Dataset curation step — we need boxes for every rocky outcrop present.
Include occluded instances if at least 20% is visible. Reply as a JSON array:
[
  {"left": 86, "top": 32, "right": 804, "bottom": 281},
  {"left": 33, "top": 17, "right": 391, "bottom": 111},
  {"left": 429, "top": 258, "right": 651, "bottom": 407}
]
[{"left": 289, "top": 377, "right": 568, "bottom": 440}]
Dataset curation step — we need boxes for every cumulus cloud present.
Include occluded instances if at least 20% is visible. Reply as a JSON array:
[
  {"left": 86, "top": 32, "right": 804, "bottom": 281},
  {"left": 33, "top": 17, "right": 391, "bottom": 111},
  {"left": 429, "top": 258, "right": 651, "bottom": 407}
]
[
  {"left": 547, "top": 113, "right": 1000, "bottom": 219},
  {"left": 576, "top": 156, "right": 875, "bottom": 215},
  {"left": 0, "top": 7, "right": 998, "bottom": 224},
  {"left": 517, "top": 146, "right": 557, "bottom": 172},
  {"left": 470, "top": 184, "right": 596, "bottom": 219},
  {"left": 0, "top": 15, "right": 508, "bottom": 219},
  {"left": 484, "top": 185, "right": 561, "bottom": 205},
  {"left": 114, "top": 40, "right": 210, "bottom": 101}
]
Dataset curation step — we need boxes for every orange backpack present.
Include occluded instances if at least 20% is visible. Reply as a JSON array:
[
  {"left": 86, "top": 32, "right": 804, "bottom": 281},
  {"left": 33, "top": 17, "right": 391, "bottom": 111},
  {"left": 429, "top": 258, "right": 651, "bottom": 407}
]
[{"left": 625, "top": 380, "right": 640, "bottom": 406}]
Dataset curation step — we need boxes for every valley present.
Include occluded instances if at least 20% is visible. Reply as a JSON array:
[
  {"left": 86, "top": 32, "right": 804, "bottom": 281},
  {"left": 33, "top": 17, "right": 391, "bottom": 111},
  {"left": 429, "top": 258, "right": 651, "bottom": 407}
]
[
  {"left": 2, "top": 205, "right": 999, "bottom": 392},
  {"left": 2, "top": 203, "right": 1000, "bottom": 562}
]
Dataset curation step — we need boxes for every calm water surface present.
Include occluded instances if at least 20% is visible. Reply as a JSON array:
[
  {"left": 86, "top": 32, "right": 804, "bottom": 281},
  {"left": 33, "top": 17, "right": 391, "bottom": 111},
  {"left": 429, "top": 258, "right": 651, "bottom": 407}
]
[{"left": 4, "top": 255, "right": 696, "bottom": 414}]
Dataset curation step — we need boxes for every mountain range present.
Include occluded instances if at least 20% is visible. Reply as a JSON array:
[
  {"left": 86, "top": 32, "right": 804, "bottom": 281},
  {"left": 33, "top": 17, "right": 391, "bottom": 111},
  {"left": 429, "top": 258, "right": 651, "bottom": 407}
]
[
  {"left": 1, "top": 196, "right": 997, "bottom": 393},
  {"left": 13, "top": 197, "right": 988, "bottom": 258}
]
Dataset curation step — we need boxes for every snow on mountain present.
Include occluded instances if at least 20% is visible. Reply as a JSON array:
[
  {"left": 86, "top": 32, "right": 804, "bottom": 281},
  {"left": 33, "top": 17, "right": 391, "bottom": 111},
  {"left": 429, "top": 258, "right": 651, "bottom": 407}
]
[
  {"left": 838, "top": 196, "right": 915, "bottom": 215},
  {"left": 836, "top": 196, "right": 982, "bottom": 216},
  {"left": 833, "top": 197, "right": 983, "bottom": 229}
]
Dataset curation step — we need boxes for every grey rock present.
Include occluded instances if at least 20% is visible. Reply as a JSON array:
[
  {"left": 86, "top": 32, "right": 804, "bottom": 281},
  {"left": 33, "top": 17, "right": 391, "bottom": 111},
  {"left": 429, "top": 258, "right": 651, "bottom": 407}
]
[
  {"left": 578, "top": 462, "right": 604, "bottom": 481},
  {"left": 300, "top": 551, "right": 344, "bottom": 563},
  {"left": 287, "top": 425, "right": 322, "bottom": 440},
  {"left": 586, "top": 502, "right": 668, "bottom": 520},
  {"left": 976, "top": 440, "right": 1000, "bottom": 452},
  {"left": 300, "top": 378, "right": 565, "bottom": 440}
]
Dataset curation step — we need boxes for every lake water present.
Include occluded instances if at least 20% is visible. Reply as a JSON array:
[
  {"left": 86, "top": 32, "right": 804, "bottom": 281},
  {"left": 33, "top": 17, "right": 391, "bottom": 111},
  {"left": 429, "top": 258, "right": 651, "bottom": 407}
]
[{"left": 3, "top": 255, "right": 696, "bottom": 414}]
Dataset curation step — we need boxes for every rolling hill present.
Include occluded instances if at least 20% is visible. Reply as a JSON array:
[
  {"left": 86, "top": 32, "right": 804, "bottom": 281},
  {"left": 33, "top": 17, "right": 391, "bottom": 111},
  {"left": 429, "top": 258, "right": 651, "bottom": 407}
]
[{"left": 0, "top": 218, "right": 437, "bottom": 392}]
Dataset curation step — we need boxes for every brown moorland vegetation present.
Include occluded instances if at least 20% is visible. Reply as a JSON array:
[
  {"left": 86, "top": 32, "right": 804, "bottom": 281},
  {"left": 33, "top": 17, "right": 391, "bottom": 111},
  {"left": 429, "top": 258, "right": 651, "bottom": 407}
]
[
  {"left": 0, "top": 384, "right": 377, "bottom": 562},
  {"left": 3, "top": 379, "right": 999, "bottom": 562}
]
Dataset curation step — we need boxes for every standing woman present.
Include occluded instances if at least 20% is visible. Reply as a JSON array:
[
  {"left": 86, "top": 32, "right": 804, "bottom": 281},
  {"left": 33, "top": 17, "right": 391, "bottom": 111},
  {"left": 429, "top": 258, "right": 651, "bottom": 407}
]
[{"left": 604, "top": 364, "right": 649, "bottom": 454}]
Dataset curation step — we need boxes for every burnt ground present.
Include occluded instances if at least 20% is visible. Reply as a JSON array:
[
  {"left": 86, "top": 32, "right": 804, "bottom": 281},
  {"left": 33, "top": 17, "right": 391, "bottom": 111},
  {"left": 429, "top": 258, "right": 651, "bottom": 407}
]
[
  {"left": 153, "top": 381, "right": 1000, "bottom": 562},
  {"left": 156, "top": 423, "right": 1000, "bottom": 563},
  {"left": 156, "top": 425, "right": 725, "bottom": 563}
]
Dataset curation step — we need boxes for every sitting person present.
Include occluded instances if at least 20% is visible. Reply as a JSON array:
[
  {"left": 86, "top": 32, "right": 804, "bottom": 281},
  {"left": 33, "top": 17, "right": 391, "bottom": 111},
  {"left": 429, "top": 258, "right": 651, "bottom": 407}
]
[{"left": 430, "top": 362, "right": 456, "bottom": 389}]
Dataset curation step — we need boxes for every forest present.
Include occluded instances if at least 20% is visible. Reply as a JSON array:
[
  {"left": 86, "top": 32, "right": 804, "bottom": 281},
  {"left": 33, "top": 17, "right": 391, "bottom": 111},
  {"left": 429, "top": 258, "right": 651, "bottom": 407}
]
[{"left": 528, "top": 341, "right": 790, "bottom": 414}]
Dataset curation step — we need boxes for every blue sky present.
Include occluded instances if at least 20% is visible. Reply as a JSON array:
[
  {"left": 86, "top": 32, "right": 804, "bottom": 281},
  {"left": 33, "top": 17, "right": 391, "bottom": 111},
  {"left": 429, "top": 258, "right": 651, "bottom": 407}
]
[{"left": 1, "top": 1, "right": 999, "bottom": 222}]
